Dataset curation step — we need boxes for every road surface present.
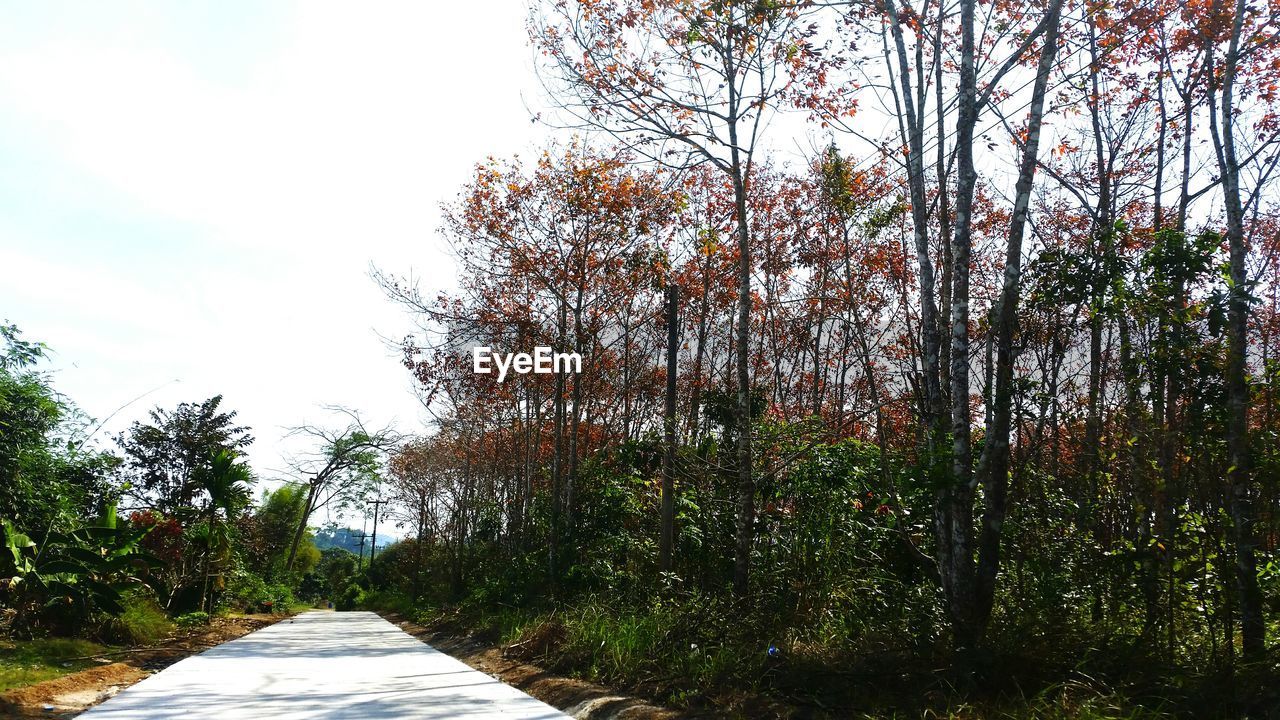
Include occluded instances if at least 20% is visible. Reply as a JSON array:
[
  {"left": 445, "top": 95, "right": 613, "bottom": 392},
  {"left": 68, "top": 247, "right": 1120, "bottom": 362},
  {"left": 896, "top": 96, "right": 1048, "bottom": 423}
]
[{"left": 79, "top": 611, "right": 570, "bottom": 719}]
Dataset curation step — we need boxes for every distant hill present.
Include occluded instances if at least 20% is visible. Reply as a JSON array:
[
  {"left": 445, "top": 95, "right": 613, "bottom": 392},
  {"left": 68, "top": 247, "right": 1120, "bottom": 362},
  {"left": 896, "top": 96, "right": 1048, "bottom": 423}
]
[
  {"left": 312, "top": 526, "right": 366, "bottom": 554},
  {"left": 312, "top": 525, "right": 392, "bottom": 555}
]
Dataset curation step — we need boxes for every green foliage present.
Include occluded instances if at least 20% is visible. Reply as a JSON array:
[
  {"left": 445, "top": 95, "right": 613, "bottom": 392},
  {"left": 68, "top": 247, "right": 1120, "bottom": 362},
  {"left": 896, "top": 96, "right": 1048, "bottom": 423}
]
[
  {"left": 357, "top": 589, "right": 416, "bottom": 617},
  {"left": 237, "top": 485, "right": 316, "bottom": 580},
  {"left": 335, "top": 581, "right": 366, "bottom": 611},
  {"left": 190, "top": 449, "right": 255, "bottom": 614},
  {"left": 1, "top": 509, "right": 162, "bottom": 636},
  {"left": 220, "top": 570, "right": 296, "bottom": 614},
  {"left": 174, "top": 611, "right": 210, "bottom": 629},
  {"left": 0, "top": 637, "right": 108, "bottom": 692},
  {"left": 98, "top": 591, "right": 173, "bottom": 645},
  {"left": 0, "top": 324, "right": 117, "bottom": 536},
  {"left": 114, "top": 395, "right": 252, "bottom": 515},
  {"left": 310, "top": 547, "right": 358, "bottom": 601},
  {"left": 221, "top": 569, "right": 267, "bottom": 613}
]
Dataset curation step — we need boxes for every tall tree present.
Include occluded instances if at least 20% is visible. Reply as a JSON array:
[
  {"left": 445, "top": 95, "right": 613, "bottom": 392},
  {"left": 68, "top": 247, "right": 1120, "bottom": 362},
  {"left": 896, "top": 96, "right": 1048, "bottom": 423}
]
[
  {"left": 0, "top": 324, "right": 116, "bottom": 533},
  {"left": 532, "top": 0, "right": 830, "bottom": 597},
  {"left": 1203, "top": 0, "right": 1278, "bottom": 661},
  {"left": 192, "top": 449, "right": 252, "bottom": 613},
  {"left": 281, "top": 408, "right": 397, "bottom": 572},
  {"left": 115, "top": 396, "right": 252, "bottom": 515}
]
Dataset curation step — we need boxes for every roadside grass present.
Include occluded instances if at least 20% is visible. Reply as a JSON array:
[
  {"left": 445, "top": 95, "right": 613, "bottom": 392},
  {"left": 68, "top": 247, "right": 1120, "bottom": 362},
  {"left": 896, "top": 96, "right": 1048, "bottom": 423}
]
[
  {"left": 98, "top": 594, "right": 174, "bottom": 645},
  {"left": 0, "top": 637, "right": 109, "bottom": 692},
  {"left": 384, "top": 594, "right": 1189, "bottom": 720}
]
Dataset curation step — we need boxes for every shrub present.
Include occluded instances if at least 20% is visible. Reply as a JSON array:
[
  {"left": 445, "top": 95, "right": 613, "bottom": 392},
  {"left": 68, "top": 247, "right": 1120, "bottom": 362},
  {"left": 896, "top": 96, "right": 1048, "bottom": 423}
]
[
  {"left": 336, "top": 581, "right": 365, "bottom": 611},
  {"left": 174, "top": 611, "right": 210, "bottom": 629},
  {"left": 221, "top": 569, "right": 268, "bottom": 613},
  {"left": 315, "top": 547, "right": 358, "bottom": 600},
  {"left": 359, "top": 590, "right": 415, "bottom": 616},
  {"left": 261, "top": 582, "right": 295, "bottom": 614},
  {"left": 1, "top": 514, "right": 162, "bottom": 637},
  {"left": 97, "top": 593, "right": 173, "bottom": 645}
]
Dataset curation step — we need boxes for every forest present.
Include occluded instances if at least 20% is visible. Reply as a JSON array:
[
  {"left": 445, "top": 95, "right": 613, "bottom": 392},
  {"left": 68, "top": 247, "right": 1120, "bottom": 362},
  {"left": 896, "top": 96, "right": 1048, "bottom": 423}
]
[
  {"left": 369, "top": 0, "right": 1280, "bottom": 715},
  {"left": 4, "top": 0, "right": 1280, "bottom": 717}
]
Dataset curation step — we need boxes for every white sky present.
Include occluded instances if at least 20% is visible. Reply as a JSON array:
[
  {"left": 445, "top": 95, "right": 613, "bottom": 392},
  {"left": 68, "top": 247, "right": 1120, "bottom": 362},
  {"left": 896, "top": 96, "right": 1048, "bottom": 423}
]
[{"left": 0, "top": 1, "right": 549, "bottom": 526}]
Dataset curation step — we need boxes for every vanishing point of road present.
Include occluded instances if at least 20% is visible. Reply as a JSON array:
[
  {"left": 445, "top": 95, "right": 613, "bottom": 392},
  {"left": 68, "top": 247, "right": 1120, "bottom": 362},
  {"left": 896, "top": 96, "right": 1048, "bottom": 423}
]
[{"left": 78, "top": 611, "right": 570, "bottom": 719}]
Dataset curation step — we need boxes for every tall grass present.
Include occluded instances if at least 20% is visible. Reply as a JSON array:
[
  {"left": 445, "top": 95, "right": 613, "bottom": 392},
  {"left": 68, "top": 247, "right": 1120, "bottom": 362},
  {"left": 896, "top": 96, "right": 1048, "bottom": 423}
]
[{"left": 98, "top": 593, "right": 174, "bottom": 645}]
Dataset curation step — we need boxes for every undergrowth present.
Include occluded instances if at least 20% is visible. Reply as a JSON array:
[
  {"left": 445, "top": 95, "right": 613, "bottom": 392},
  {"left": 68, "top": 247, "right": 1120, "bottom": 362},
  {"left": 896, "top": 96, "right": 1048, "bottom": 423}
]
[
  {"left": 0, "top": 637, "right": 108, "bottom": 692},
  {"left": 363, "top": 590, "right": 1279, "bottom": 719}
]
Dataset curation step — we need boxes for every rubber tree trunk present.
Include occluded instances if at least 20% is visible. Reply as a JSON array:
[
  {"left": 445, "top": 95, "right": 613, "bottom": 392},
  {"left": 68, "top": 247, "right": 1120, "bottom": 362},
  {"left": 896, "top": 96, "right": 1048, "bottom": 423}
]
[
  {"left": 729, "top": 135, "right": 754, "bottom": 600},
  {"left": 972, "top": 0, "right": 1062, "bottom": 633},
  {"left": 660, "top": 284, "right": 679, "bottom": 572},
  {"left": 1210, "top": 0, "right": 1265, "bottom": 660}
]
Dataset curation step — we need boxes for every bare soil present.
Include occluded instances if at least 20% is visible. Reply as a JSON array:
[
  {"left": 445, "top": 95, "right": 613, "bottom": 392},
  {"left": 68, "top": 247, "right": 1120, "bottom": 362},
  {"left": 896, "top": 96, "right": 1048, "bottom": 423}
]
[{"left": 0, "top": 614, "right": 285, "bottom": 718}]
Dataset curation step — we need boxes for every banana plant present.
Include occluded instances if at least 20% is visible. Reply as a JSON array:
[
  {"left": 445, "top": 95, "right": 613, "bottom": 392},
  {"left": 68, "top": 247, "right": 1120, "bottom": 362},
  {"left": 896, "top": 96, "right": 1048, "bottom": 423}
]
[{"left": 1, "top": 506, "right": 162, "bottom": 636}]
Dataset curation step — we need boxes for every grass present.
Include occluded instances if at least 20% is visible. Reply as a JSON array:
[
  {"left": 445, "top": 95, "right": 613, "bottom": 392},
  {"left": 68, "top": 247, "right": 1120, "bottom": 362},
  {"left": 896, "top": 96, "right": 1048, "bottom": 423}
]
[
  {"left": 0, "top": 637, "right": 109, "bottom": 692},
  {"left": 396, "top": 596, "right": 1195, "bottom": 719},
  {"left": 98, "top": 594, "right": 174, "bottom": 645}
]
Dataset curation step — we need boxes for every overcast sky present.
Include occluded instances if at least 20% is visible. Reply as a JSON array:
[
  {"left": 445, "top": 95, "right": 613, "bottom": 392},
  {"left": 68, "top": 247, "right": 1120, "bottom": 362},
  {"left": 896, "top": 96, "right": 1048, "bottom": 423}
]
[{"left": 0, "top": 1, "right": 548, "bottom": 527}]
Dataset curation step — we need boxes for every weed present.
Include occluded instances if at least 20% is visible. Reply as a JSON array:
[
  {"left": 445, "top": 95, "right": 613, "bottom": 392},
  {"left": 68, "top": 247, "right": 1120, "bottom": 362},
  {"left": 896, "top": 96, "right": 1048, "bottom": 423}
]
[{"left": 0, "top": 637, "right": 107, "bottom": 692}]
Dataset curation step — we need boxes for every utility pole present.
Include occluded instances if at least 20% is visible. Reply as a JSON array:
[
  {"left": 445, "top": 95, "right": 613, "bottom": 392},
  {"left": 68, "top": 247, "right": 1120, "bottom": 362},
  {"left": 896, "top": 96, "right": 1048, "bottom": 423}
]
[
  {"left": 368, "top": 499, "right": 389, "bottom": 563},
  {"left": 354, "top": 532, "right": 371, "bottom": 571}
]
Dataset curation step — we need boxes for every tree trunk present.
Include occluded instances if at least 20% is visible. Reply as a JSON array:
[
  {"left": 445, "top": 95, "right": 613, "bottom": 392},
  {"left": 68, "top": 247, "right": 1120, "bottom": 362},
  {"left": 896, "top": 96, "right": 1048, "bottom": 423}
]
[
  {"left": 729, "top": 122, "right": 755, "bottom": 600},
  {"left": 1208, "top": 0, "right": 1265, "bottom": 660},
  {"left": 936, "top": 0, "right": 981, "bottom": 652},
  {"left": 885, "top": 0, "right": 945, "bottom": 439},
  {"left": 660, "top": 284, "right": 679, "bottom": 572},
  {"left": 973, "top": 0, "right": 1063, "bottom": 633},
  {"left": 284, "top": 483, "right": 318, "bottom": 572}
]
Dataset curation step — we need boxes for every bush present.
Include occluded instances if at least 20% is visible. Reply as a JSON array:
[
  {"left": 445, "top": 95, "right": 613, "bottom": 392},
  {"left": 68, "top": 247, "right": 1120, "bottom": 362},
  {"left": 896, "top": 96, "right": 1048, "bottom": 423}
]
[
  {"left": 315, "top": 547, "right": 358, "bottom": 600},
  {"left": 174, "top": 611, "right": 210, "bottom": 629},
  {"left": 220, "top": 571, "right": 296, "bottom": 614},
  {"left": 359, "top": 589, "right": 415, "bottom": 616},
  {"left": 221, "top": 569, "right": 268, "bottom": 613},
  {"left": 336, "top": 581, "right": 366, "bottom": 611},
  {"left": 260, "top": 582, "right": 295, "bottom": 614},
  {"left": 97, "top": 593, "right": 173, "bottom": 645}
]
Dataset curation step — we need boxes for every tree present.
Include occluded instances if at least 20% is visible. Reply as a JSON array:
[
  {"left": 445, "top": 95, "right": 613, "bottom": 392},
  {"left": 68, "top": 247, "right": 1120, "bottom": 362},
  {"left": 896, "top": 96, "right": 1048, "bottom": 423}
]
[
  {"left": 281, "top": 408, "right": 398, "bottom": 572},
  {"left": 1202, "top": 0, "right": 1278, "bottom": 661},
  {"left": 857, "top": 0, "right": 1067, "bottom": 649},
  {"left": 532, "top": 0, "right": 831, "bottom": 598},
  {"left": 115, "top": 396, "right": 252, "bottom": 515},
  {"left": 0, "top": 324, "right": 117, "bottom": 533},
  {"left": 192, "top": 449, "right": 252, "bottom": 613},
  {"left": 379, "top": 143, "right": 679, "bottom": 585}
]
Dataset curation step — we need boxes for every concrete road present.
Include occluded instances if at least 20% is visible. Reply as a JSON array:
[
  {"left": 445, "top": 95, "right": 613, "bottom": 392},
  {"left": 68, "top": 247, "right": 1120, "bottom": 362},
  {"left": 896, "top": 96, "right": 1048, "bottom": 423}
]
[{"left": 78, "top": 611, "right": 570, "bottom": 719}]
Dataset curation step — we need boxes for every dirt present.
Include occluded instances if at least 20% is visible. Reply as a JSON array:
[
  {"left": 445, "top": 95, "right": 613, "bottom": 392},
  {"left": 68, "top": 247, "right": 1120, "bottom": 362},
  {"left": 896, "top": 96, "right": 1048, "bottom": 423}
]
[
  {"left": 380, "top": 611, "right": 686, "bottom": 720},
  {"left": 0, "top": 614, "right": 285, "bottom": 718}
]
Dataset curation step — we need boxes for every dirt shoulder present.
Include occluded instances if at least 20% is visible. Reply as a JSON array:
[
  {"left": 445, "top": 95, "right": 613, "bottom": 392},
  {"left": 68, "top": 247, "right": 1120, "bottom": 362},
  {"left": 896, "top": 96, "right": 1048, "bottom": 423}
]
[
  {"left": 379, "top": 611, "right": 687, "bottom": 720},
  {"left": 0, "top": 613, "right": 288, "bottom": 718}
]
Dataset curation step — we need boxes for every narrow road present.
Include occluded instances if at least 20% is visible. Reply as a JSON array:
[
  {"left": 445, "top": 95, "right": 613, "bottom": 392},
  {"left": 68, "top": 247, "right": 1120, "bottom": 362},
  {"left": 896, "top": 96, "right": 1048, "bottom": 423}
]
[{"left": 79, "top": 611, "right": 570, "bottom": 719}]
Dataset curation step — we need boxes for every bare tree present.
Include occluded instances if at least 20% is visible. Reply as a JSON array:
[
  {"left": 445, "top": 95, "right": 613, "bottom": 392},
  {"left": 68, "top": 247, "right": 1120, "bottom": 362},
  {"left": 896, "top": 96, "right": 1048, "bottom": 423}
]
[
  {"left": 281, "top": 407, "right": 399, "bottom": 572},
  {"left": 531, "top": 0, "right": 828, "bottom": 598}
]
